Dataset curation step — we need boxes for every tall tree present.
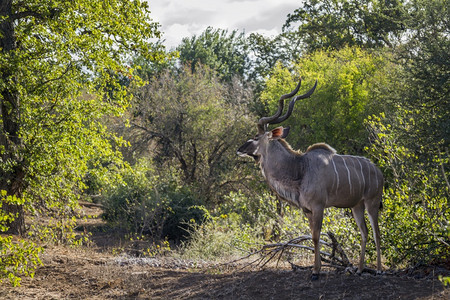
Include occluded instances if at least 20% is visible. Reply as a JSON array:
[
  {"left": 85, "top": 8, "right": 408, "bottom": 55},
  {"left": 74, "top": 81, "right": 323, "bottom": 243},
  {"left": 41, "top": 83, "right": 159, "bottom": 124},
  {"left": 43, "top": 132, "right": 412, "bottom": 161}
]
[
  {"left": 398, "top": 0, "right": 449, "bottom": 148},
  {"left": 127, "top": 65, "right": 255, "bottom": 204},
  {"left": 283, "top": 0, "right": 407, "bottom": 52},
  {"left": 177, "top": 27, "right": 250, "bottom": 82},
  {"left": 260, "top": 47, "right": 400, "bottom": 154},
  {"left": 0, "top": 0, "right": 25, "bottom": 234},
  {"left": 0, "top": 0, "right": 164, "bottom": 234},
  {"left": 247, "top": 33, "right": 299, "bottom": 82}
]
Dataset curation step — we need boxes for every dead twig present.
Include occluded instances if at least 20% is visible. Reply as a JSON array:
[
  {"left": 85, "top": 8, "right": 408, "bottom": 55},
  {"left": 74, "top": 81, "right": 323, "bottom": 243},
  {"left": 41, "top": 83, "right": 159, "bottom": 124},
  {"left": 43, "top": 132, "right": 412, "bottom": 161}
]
[{"left": 223, "top": 232, "right": 353, "bottom": 272}]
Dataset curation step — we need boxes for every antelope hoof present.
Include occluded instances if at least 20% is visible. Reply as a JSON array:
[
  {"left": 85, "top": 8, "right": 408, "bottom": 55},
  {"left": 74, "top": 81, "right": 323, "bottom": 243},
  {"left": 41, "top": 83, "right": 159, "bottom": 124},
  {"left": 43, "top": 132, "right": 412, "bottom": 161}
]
[{"left": 311, "top": 274, "right": 319, "bottom": 281}]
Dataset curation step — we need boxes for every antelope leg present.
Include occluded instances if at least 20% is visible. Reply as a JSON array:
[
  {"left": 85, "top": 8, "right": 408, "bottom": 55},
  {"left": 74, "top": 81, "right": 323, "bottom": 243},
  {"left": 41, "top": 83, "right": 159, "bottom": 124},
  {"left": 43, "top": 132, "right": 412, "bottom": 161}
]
[
  {"left": 304, "top": 207, "right": 324, "bottom": 279},
  {"left": 351, "top": 202, "right": 368, "bottom": 274},
  {"left": 366, "top": 198, "right": 382, "bottom": 273}
]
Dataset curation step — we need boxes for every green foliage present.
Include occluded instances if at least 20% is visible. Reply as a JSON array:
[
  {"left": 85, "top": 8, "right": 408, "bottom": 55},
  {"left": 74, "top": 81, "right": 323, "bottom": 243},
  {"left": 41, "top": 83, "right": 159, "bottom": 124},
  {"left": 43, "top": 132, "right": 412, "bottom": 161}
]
[
  {"left": 1, "top": 0, "right": 166, "bottom": 225},
  {"left": 5, "top": 0, "right": 165, "bottom": 213},
  {"left": 246, "top": 33, "right": 299, "bottom": 83},
  {"left": 363, "top": 3, "right": 450, "bottom": 268},
  {"left": 0, "top": 235, "right": 42, "bottom": 287},
  {"left": 439, "top": 275, "right": 450, "bottom": 287},
  {"left": 180, "top": 193, "right": 272, "bottom": 260},
  {"left": 27, "top": 216, "right": 91, "bottom": 247},
  {"left": 181, "top": 191, "right": 370, "bottom": 265},
  {"left": 180, "top": 192, "right": 263, "bottom": 260},
  {"left": 180, "top": 212, "right": 263, "bottom": 260},
  {"left": 159, "top": 183, "right": 206, "bottom": 241},
  {"left": 219, "top": 191, "right": 282, "bottom": 233},
  {"left": 0, "top": 0, "right": 167, "bottom": 285},
  {"left": 177, "top": 27, "right": 250, "bottom": 82},
  {"left": 0, "top": 191, "right": 42, "bottom": 286},
  {"left": 126, "top": 64, "right": 255, "bottom": 204},
  {"left": 398, "top": 0, "right": 449, "bottom": 147},
  {"left": 261, "top": 47, "right": 397, "bottom": 154},
  {"left": 101, "top": 159, "right": 206, "bottom": 242},
  {"left": 366, "top": 112, "right": 449, "bottom": 267},
  {"left": 283, "top": 0, "right": 407, "bottom": 52}
]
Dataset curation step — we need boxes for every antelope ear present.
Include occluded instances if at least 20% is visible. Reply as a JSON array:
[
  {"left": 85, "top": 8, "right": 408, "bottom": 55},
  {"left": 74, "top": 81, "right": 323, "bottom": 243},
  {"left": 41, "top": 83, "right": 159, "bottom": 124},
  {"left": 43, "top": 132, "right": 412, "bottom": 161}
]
[
  {"left": 270, "top": 126, "right": 287, "bottom": 140},
  {"left": 281, "top": 126, "right": 290, "bottom": 138}
]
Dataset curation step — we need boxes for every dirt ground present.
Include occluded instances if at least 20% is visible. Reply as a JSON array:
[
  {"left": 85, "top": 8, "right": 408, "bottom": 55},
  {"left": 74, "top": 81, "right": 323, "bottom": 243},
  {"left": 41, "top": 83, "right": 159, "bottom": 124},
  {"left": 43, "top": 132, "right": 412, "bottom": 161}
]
[{"left": 1, "top": 203, "right": 448, "bottom": 300}]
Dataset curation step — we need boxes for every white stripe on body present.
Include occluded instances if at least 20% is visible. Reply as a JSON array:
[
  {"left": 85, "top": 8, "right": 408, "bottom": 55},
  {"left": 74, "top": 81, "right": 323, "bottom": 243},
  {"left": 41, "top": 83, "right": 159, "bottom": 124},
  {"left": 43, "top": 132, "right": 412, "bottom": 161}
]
[
  {"left": 365, "top": 159, "right": 371, "bottom": 194},
  {"left": 331, "top": 158, "right": 340, "bottom": 194},
  {"left": 350, "top": 158, "right": 361, "bottom": 194},
  {"left": 371, "top": 163, "right": 378, "bottom": 191},
  {"left": 357, "top": 159, "right": 366, "bottom": 194},
  {"left": 341, "top": 156, "right": 353, "bottom": 195}
]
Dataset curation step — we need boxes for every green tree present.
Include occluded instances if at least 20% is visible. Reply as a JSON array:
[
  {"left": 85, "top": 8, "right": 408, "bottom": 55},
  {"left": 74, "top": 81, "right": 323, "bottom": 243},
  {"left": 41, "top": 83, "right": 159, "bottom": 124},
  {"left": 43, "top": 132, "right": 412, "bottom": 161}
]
[
  {"left": 124, "top": 65, "right": 255, "bottom": 205},
  {"left": 283, "top": 0, "right": 407, "bottom": 52},
  {"left": 397, "top": 0, "right": 449, "bottom": 148},
  {"left": 361, "top": 1, "right": 449, "bottom": 267},
  {"left": 366, "top": 112, "right": 449, "bottom": 267},
  {"left": 0, "top": 0, "right": 165, "bottom": 285},
  {"left": 247, "top": 33, "right": 299, "bottom": 82},
  {"left": 177, "top": 27, "right": 250, "bottom": 82},
  {"left": 260, "top": 47, "right": 399, "bottom": 154}
]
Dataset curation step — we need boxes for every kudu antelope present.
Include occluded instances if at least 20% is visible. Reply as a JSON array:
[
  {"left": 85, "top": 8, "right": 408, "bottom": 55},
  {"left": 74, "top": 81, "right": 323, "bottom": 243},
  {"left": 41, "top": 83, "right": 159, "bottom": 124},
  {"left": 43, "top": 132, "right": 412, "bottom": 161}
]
[{"left": 237, "top": 79, "right": 383, "bottom": 280}]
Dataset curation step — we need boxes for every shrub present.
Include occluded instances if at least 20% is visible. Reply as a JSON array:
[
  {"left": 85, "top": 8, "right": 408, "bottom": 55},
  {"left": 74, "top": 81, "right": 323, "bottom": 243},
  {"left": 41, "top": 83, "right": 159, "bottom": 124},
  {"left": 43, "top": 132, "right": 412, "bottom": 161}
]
[
  {"left": 181, "top": 191, "right": 367, "bottom": 265},
  {"left": 101, "top": 159, "right": 206, "bottom": 242},
  {"left": 0, "top": 191, "right": 42, "bottom": 286},
  {"left": 366, "top": 112, "right": 449, "bottom": 267},
  {"left": 180, "top": 209, "right": 265, "bottom": 261}
]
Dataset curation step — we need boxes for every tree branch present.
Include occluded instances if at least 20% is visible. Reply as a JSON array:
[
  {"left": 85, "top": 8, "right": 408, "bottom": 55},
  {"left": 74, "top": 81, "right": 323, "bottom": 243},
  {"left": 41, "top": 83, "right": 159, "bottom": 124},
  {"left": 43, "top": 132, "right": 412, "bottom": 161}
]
[
  {"left": 222, "top": 232, "right": 353, "bottom": 272},
  {"left": 12, "top": 7, "right": 60, "bottom": 21},
  {"left": 12, "top": 10, "right": 43, "bottom": 21}
]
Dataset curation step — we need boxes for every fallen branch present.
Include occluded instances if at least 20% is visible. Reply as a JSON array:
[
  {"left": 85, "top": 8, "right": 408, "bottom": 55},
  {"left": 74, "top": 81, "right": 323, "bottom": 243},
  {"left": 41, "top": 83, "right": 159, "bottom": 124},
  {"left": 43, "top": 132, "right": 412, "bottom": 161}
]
[{"left": 224, "top": 232, "right": 353, "bottom": 272}]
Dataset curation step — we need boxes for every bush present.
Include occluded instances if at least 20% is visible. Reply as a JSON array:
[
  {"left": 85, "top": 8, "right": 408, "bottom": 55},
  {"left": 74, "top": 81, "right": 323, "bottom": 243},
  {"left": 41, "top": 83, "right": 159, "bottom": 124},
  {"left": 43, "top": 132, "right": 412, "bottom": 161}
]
[
  {"left": 0, "top": 191, "right": 42, "bottom": 286},
  {"left": 181, "top": 191, "right": 367, "bottom": 265},
  {"left": 366, "top": 112, "right": 449, "bottom": 267},
  {"left": 101, "top": 159, "right": 206, "bottom": 242},
  {"left": 180, "top": 209, "right": 265, "bottom": 261}
]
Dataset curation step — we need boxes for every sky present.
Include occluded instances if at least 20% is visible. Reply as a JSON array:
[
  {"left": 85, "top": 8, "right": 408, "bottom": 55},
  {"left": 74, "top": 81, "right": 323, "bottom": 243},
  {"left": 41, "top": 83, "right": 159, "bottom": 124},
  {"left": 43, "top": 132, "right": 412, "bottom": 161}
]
[{"left": 146, "top": 0, "right": 301, "bottom": 49}]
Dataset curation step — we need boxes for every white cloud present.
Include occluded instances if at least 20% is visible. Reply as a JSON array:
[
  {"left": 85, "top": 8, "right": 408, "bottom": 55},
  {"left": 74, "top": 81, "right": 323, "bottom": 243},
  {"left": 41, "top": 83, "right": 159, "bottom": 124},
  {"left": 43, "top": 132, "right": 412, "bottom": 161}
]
[{"left": 147, "top": 0, "right": 301, "bottom": 49}]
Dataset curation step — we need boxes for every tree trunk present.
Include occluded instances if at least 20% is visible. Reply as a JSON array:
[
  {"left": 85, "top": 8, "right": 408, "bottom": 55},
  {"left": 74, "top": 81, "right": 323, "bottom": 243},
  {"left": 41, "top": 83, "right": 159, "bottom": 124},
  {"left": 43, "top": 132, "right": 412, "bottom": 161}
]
[
  {"left": 2, "top": 200, "right": 25, "bottom": 236},
  {"left": 0, "top": 0, "right": 26, "bottom": 236}
]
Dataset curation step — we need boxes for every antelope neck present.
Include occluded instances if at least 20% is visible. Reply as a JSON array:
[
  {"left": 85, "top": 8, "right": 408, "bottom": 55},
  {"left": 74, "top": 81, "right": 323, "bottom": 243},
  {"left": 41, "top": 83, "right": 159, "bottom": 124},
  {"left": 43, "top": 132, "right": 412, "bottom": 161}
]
[{"left": 260, "top": 140, "right": 306, "bottom": 182}]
